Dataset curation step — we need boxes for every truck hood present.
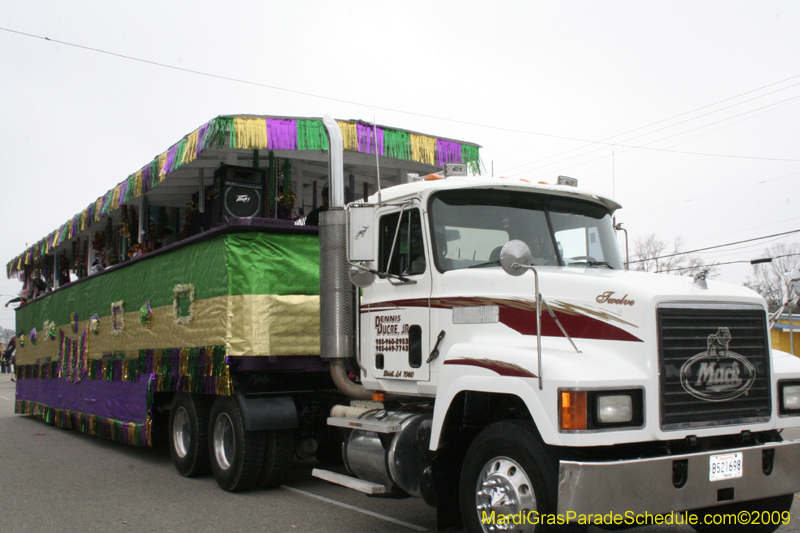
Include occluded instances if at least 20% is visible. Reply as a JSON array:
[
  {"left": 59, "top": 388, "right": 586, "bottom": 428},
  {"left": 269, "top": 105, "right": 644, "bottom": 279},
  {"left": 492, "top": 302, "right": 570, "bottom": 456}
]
[{"left": 436, "top": 266, "right": 766, "bottom": 343}]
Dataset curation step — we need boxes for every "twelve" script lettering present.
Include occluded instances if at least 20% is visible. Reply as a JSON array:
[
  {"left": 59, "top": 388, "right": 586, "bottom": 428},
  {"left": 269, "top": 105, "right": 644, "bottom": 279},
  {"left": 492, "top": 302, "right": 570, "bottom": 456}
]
[{"left": 596, "top": 291, "right": 635, "bottom": 306}]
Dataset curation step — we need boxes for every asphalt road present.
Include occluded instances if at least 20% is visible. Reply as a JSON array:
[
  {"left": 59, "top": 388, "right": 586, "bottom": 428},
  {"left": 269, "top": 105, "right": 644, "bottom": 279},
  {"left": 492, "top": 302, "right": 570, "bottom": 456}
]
[{"left": 1, "top": 376, "right": 799, "bottom": 533}]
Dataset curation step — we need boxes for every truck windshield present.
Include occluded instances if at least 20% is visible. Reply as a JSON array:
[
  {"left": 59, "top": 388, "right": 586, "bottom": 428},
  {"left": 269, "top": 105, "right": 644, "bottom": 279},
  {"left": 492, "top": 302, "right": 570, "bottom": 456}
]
[{"left": 429, "top": 189, "right": 624, "bottom": 272}]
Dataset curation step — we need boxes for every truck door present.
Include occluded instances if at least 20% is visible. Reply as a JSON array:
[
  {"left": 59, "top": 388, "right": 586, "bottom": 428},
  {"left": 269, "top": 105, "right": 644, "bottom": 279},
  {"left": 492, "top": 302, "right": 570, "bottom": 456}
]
[{"left": 362, "top": 205, "right": 431, "bottom": 383}]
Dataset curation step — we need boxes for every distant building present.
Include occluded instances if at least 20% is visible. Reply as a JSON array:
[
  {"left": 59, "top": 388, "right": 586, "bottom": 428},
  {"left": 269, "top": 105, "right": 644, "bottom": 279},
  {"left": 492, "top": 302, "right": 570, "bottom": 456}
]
[{"left": 771, "top": 314, "right": 800, "bottom": 356}]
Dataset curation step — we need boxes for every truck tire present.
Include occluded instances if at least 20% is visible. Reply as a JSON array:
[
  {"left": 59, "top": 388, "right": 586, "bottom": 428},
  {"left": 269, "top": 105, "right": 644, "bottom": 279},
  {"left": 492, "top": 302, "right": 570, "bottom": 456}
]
[
  {"left": 689, "top": 494, "right": 794, "bottom": 533},
  {"left": 169, "top": 393, "right": 211, "bottom": 477},
  {"left": 460, "top": 420, "right": 583, "bottom": 533},
  {"left": 260, "top": 429, "right": 295, "bottom": 488},
  {"left": 209, "top": 396, "right": 265, "bottom": 492}
]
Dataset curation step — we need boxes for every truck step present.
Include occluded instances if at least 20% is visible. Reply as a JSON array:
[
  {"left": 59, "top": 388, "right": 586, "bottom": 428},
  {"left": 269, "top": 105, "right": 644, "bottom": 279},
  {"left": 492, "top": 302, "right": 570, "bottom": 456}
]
[
  {"left": 326, "top": 416, "right": 402, "bottom": 434},
  {"left": 312, "top": 468, "right": 387, "bottom": 494}
]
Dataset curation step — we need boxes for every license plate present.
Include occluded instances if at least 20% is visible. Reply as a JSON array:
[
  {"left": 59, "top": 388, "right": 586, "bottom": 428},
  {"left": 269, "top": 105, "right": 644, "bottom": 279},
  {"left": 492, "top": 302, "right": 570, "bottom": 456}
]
[{"left": 709, "top": 452, "right": 743, "bottom": 481}]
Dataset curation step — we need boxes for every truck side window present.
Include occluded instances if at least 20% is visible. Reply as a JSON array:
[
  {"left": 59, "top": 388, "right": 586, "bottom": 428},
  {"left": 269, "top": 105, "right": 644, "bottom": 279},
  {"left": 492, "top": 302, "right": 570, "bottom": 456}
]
[{"left": 378, "top": 209, "right": 426, "bottom": 277}]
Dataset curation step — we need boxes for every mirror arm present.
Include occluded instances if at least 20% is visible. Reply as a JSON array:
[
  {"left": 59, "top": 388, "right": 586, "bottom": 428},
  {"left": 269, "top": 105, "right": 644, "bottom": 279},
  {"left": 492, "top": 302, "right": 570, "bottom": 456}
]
[
  {"left": 513, "top": 263, "right": 544, "bottom": 390},
  {"left": 511, "top": 263, "right": 581, "bottom": 392},
  {"left": 349, "top": 261, "right": 414, "bottom": 284}
]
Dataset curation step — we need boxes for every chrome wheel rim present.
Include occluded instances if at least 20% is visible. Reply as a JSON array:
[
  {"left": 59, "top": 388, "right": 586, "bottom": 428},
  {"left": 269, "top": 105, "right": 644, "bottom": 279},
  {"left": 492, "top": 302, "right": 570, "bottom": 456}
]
[
  {"left": 172, "top": 406, "right": 190, "bottom": 458},
  {"left": 475, "top": 456, "right": 536, "bottom": 532},
  {"left": 213, "top": 412, "right": 235, "bottom": 470}
]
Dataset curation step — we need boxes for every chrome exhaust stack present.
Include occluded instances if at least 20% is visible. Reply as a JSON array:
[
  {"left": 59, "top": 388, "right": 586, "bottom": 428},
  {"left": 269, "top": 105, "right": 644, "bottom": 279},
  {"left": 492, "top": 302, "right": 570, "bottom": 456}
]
[{"left": 320, "top": 115, "right": 371, "bottom": 400}]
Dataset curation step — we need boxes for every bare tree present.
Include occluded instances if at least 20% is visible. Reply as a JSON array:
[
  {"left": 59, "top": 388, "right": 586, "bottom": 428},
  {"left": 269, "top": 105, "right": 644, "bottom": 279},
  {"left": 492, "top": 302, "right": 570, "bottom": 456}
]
[
  {"left": 630, "top": 234, "right": 718, "bottom": 278},
  {"left": 744, "top": 242, "right": 800, "bottom": 313}
]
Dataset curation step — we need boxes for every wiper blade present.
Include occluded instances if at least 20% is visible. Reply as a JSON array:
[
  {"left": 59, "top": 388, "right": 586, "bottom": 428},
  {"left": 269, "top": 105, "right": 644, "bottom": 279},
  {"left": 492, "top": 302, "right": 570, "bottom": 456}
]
[
  {"left": 468, "top": 260, "right": 502, "bottom": 269},
  {"left": 572, "top": 260, "right": 613, "bottom": 269}
]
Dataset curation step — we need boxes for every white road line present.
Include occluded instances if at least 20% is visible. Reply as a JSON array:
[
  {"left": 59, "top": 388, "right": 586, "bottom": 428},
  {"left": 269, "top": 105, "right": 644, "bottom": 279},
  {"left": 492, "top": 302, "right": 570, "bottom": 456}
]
[
  {"left": 0, "top": 395, "right": 11, "bottom": 401},
  {"left": 281, "top": 485, "right": 427, "bottom": 531}
]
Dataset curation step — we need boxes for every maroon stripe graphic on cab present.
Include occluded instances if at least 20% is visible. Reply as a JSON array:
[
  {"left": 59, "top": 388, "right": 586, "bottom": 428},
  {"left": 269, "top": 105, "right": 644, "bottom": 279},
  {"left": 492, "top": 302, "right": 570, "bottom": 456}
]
[
  {"left": 362, "top": 297, "right": 643, "bottom": 342},
  {"left": 443, "top": 358, "right": 537, "bottom": 378}
]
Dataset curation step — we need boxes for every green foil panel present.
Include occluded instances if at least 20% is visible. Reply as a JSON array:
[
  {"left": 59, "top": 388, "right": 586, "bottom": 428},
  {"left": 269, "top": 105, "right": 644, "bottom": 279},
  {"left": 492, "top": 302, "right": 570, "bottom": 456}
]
[
  {"left": 16, "top": 236, "right": 228, "bottom": 333},
  {"left": 15, "top": 231, "right": 320, "bottom": 335},
  {"left": 224, "top": 233, "right": 319, "bottom": 296}
]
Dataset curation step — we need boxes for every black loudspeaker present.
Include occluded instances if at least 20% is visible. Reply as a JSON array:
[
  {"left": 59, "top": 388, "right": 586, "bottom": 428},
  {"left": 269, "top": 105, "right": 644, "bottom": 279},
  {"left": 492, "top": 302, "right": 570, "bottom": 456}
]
[{"left": 212, "top": 164, "right": 267, "bottom": 225}]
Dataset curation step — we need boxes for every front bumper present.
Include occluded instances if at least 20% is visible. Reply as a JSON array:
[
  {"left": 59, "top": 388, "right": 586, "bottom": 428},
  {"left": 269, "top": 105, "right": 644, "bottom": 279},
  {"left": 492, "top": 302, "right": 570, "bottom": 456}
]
[{"left": 558, "top": 440, "right": 800, "bottom": 516}]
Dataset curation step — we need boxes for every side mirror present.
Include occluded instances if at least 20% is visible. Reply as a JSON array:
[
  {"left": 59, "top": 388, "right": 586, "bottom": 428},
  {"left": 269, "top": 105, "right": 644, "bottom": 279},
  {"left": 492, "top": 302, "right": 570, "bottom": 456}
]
[
  {"left": 500, "top": 240, "right": 533, "bottom": 276},
  {"left": 349, "top": 262, "right": 377, "bottom": 288},
  {"left": 348, "top": 205, "right": 375, "bottom": 262}
]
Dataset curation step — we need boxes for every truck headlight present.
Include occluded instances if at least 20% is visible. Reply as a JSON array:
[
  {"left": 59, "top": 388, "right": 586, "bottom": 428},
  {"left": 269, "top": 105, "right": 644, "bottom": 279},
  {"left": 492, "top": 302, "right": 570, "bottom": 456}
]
[
  {"left": 596, "top": 394, "right": 633, "bottom": 424},
  {"left": 780, "top": 381, "right": 800, "bottom": 415},
  {"left": 559, "top": 388, "right": 644, "bottom": 432}
]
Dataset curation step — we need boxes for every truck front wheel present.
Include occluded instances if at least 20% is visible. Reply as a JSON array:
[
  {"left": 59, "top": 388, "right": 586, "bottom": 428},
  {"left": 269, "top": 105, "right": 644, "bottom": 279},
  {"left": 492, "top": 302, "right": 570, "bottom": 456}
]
[
  {"left": 460, "top": 420, "right": 580, "bottom": 532},
  {"left": 209, "top": 396, "right": 265, "bottom": 492},
  {"left": 169, "top": 393, "right": 212, "bottom": 477},
  {"left": 689, "top": 494, "right": 794, "bottom": 533}
]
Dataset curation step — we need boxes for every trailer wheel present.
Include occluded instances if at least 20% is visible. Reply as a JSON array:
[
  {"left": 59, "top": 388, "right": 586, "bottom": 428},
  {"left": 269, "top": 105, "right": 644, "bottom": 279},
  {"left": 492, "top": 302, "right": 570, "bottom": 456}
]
[
  {"left": 260, "top": 429, "right": 295, "bottom": 488},
  {"left": 460, "top": 420, "right": 582, "bottom": 533},
  {"left": 169, "top": 393, "right": 211, "bottom": 477},
  {"left": 209, "top": 396, "right": 265, "bottom": 492},
  {"left": 689, "top": 494, "right": 794, "bottom": 533}
]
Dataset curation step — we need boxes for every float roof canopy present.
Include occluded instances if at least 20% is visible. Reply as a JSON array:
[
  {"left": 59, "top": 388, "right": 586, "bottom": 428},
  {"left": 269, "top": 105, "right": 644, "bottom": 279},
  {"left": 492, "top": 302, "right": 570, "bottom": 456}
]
[{"left": 7, "top": 114, "right": 481, "bottom": 277}]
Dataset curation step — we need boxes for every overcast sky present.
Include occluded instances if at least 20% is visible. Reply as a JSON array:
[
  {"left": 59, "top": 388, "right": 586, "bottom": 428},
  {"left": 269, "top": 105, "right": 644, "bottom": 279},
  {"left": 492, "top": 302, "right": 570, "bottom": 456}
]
[{"left": 1, "top": 1, "right": 799, "bottom": 331}]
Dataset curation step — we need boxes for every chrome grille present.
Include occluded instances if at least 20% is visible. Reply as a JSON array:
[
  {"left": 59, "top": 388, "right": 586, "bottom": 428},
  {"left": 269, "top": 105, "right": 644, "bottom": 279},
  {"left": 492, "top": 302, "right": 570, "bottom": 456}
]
[{"left": 658, "top": 303, "right": 771, "bottom": 430}]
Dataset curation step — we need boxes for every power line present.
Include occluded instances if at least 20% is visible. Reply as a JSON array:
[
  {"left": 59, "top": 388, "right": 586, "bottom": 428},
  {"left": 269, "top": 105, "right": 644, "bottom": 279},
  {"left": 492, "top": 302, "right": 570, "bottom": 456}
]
[
  {"left": 501, "top": 77, "right": 800, "bottom": 177},
  {"left": 579, "top": 93, "right": 800, "bottom": 183},
  {"left": 688, "top": 216, "right": 800, "bottom": 246},
  {"left": 516, "top": 92, "right": 800, "bottom": 181},
  {"left": 3, "top": 26, "right": 800, "bottom": 165},
  {"left": 662, "top": 253, "right": 800, "bottom": 274},
  {"left": 623, "top": 169, "right": 800, "bottom": 218},
  {"left": 628, "top": 229, "right": 800, "bottom": 265}
]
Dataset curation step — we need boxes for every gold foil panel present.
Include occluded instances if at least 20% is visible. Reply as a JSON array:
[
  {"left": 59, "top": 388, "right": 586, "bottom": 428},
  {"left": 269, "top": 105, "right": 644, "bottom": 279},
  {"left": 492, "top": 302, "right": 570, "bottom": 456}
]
[
  {"left": 226, "top": 294, "right": 320, "bottom": 356},
  {"left": 15, "top": 293, "right": 320, "bottom": 363}
]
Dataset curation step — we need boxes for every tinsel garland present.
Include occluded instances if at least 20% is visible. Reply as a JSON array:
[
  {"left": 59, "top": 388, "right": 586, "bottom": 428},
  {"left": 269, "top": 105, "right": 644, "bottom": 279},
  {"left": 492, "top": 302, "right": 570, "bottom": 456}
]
[
  {"left": 24, "top": 345, "right": 229, "bottom": 389},
  {"left": 234, "top": 117, "right": 268, "bottom": 150},
  {"left": 384, "top": 128, "right": 411, "bottom": 160},
  {"left": 16, "top": 344, "right": 229, "bottom": 449},
  {"left": 296, "top": 119, "right": 328, "bottom": 151},
  {"left": 463, "top": 144, "right": 481, "bottom": 174},
  {"left": 410, "top": 134, "right": 436, "bottom": 166},
  {"left": 436, "top": 139, "right": 463, "bottom": 167},
  {"left": 173, "top": 284, "right": 195, "bottom": 324},
  {"left": 267, "top": 119, "right": 298, "bottom": 150},
  {"left": 138, "top": 301, "right": 152, "bottom": 328},
  {"left": 336, "top": 121, "right": 359, "bottom": 152},
  {"left": 64, "top": 336, "right": 77, "bottom": 382},
  {"left": 15, "top": 401, "right": 150, "bottom": 447},
  {"left": 111, "top": 300, "right": 125, "bottom": 334},
  {"left": 184, "top": 129, "right": 199, "bottom": 165},
  {"left": 357, "top": 123, "right": 384, "bottom": 155},
  {"left": 44, "top": 320, "right": 56, "bottom": 340}
]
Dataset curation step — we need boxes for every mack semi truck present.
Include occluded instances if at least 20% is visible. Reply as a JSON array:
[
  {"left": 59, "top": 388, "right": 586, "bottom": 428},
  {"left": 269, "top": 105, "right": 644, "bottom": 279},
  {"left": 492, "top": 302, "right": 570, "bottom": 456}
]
[{"left": 9, "top": 114, "right": 800, "bottom": 533}]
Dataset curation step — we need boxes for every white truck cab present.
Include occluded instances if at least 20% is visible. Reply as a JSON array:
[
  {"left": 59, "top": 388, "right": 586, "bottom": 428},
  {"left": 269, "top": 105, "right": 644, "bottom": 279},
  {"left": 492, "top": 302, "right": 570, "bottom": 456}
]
[{"left": 315, "top": 116, "right": 800, "bottom": 533}]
